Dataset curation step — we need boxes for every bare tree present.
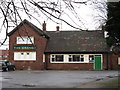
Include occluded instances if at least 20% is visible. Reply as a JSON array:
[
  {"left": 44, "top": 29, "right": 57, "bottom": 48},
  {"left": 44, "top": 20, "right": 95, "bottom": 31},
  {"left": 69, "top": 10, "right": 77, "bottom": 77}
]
[
  {"left": 0, "top": 0, "right": 107, "bottom": 47},
  {"left": 91, "top": 0, "right": 107, "bottom": 29}
]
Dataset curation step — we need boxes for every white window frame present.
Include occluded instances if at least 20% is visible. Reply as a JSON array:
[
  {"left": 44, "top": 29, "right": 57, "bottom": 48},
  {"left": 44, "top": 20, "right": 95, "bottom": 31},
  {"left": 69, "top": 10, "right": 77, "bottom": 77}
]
[
  {"left": 68, "top": 55, "right": 84, "bottom": 62},
  {"left": 118, "top": 57, "right": 120, "bottom": 64},
  {"left": 14, "top": 52, "right": 36, "bottom": 61},
  {"left": 43, "top": 54, "right": 45, "bottom": 62},
  {"left": 50, "top": 54, "right": 102, "bottom": 63},
  {"left": 17, "top": 36, "right": 34, "bottom": 44},
  {"left": 89, "top": 55, "right": 94, "bottom": 63},
  {"left": 51, "top": 54, "right": 64, "bottom": 63}
]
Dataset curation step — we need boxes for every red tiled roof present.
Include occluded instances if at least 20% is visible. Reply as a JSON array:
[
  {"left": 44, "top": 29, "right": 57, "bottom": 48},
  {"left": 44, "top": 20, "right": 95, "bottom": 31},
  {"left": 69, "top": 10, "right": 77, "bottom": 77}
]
[{"left": 0, "top": 50, "right": 8, "bottom": 55}]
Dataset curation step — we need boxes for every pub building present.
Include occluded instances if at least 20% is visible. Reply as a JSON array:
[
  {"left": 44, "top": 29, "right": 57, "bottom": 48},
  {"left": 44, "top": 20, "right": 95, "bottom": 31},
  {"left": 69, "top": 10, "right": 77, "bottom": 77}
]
[{"left": 8, "top": 19, "right": 120, "bottom": 70}]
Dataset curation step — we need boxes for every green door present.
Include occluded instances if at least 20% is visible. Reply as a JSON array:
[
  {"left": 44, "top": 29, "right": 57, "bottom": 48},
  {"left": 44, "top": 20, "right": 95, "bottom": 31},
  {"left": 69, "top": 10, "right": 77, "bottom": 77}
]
[{"left": 94, "top": 55, "right": 102, "bottom": 70}]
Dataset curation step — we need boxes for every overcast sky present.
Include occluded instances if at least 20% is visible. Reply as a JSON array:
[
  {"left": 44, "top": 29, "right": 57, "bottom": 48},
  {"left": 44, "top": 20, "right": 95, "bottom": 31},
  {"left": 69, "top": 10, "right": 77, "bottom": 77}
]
[{"left": 0, "top": 0, "right": 108, "bottom": 50}]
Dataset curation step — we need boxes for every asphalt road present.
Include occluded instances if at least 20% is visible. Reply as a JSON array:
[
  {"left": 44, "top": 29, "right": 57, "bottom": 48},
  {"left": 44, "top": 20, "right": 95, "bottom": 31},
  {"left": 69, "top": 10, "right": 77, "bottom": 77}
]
[{"left": 0, "top": 70, "right": 119, "bottom": 89}]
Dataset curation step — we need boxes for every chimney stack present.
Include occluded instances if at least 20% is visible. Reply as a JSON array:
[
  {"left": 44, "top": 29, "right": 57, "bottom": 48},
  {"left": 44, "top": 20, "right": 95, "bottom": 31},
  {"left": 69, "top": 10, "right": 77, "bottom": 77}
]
[
  {"left": 42, "top": 21, "right": 46, "bottom": 32},
  {"left": 56, "top": 26, "right": 60, "bottom": 31}
]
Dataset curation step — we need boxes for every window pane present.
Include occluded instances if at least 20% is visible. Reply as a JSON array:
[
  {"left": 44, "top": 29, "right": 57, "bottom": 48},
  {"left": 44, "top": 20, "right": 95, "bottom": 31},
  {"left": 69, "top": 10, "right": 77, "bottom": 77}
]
[
  {"left": 52, "top": 58, "right": 55, "bottom": 62},
  {"left": 21, "top": 53, "right": 24, "bottom": 55},
  {"left": 69, "top": 55, "right": 73, "bottom": 62},
  {"left": 89, "top": 55, "right": 94, "bottom": 62},
  {"left": 51, "top": 55, "right": 64, "bottom": 62},
  {"left": 73, "top": 55, "right": 80, "bottom": 61},
  {"left": 52, "top": 55, "right": 55, "bottom": 62},
  {"left": 69, "top": 58, "right": 72, "bottom": 62},
  {"left": 56, "top": 55, "right": 63, "bottom": 62},
  {"left": 27, "top": 53, "right": 29, "bottom": 55},
  {"left": 80, "top": 55, "right": 84, "bottom": 62}
]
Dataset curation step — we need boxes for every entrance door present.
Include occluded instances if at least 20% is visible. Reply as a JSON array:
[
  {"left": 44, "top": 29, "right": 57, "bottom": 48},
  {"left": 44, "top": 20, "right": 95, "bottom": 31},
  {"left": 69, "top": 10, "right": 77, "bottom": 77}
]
[{"left": 94, "top": 55, "right": 102, "bottom": 70}]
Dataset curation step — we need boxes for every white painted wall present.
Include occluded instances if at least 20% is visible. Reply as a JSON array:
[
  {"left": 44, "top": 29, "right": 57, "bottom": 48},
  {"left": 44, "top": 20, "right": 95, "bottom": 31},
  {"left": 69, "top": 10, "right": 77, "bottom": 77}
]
[
  {"left": 14, "top": 52, "right": 36, "bottom": 61},
  {"left": 17, "top": 37, "right": 34, "bottom": 44}
]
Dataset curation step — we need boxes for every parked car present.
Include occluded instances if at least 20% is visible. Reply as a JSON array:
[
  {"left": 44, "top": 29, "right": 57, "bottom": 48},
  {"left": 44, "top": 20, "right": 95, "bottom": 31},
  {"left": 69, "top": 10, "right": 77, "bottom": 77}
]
[{"left": 0, "top": 60, "right": 15, "bottom": 71}]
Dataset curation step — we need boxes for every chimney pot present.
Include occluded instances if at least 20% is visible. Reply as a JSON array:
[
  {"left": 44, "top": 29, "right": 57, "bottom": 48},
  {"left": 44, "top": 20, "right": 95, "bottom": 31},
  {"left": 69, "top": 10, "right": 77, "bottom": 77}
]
[
  {"left": 42, "top": 21, "right": 46, "bottom": 32},
  {"left": 56, "top": 26, "right": 60, "bottom": 31}
]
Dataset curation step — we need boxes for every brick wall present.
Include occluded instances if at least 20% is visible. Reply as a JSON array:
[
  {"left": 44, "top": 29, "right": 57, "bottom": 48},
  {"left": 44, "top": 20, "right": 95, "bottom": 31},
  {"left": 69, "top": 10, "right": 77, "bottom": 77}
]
[
  {"left": 8, "top": 23, "right": 47, "bottom": 70},
  {"left": 45, "top": 54, "right": 108, "bottom": 70},
  {"left": 109, "top": 54, "right": 120, "bottom": 70}
]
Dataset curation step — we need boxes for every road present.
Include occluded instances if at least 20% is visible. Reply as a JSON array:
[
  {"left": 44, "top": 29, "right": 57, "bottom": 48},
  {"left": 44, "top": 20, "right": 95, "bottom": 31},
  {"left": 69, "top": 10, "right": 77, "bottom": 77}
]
[{"left": 0, "top": 70, "right": 119, "bottom": 89}]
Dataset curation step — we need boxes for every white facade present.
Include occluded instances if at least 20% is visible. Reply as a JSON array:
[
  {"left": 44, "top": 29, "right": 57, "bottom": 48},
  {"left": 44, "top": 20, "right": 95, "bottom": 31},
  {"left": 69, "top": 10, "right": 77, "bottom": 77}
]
[
  {"left": 14, "top": 52, "right": 36, "bottom": 61},
  {"left": 17, "top": 37, "right": 34, "bottom": 44}
]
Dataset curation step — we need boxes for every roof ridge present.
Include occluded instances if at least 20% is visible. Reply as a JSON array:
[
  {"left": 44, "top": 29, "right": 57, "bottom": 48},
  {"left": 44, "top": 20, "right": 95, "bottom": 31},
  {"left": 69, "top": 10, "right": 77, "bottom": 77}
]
[{"left": 8, "top": 19, "right": 49, "bottom": 38}]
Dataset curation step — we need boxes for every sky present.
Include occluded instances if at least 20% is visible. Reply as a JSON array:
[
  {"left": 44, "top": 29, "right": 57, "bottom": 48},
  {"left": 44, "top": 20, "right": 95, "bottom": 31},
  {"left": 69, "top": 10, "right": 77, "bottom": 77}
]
[{"left": 0, "top": 0, "right": 108, "bottom": 50}]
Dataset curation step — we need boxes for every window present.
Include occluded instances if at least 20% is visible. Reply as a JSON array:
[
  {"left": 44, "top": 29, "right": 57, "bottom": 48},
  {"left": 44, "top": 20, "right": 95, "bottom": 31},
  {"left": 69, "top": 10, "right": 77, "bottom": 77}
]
[
  {"left": 21, "top": 53, "right": 24, "bottom": 55},
  {"left": 80, "top": 55, "right": 84, "bottom": 62},
  {"left": 50, "top": 54, "right": 101, "bottom": 63},
  {"left": 2, "top": 55, "right": 7, "bottom": 58},
  {"left": 51, "top": 55, "right": 64, "bottom": 62},
  {"left": 17, "top": 37, "right": 34, "bottom": 44},
  {"left": 69, "top": 55, "right": 84, "bottom": 62},
  {"left": 27, "top": 53, "right": 29, "bottom": 55},
  {"left": 73, "top": 55, "right": 80, "bottom": 62},
  {"left": 89, "top": 55, "right": 94, "bottom": 63},
  {"left": 52, "top": 55, "right": 55, "bottom": 62},
  {"left": 56, "top": 55, "right": 63, "bottom": 62},
  {"left": 14, "top": 52, "right": 36, "bottom": 61},
  {"left": 118, "top": 57, "right": 120, "bottom": 64},
  {"left": 69, "top": 55, "right": 73, "bottom": 62}
]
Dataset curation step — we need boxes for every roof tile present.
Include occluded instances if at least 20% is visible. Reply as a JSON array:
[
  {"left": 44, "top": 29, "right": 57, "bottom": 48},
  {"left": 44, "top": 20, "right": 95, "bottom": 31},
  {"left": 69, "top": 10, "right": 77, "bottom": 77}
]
[{"left": 45, "top": 31, "right": 109, "bottom": 53}]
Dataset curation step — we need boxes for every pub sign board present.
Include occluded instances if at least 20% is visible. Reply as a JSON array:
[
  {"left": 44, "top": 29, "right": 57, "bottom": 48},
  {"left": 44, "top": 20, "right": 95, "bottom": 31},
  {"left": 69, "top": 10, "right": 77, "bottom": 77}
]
[{"left": 13, "top": 46, "right": 37, "bottom": 50}]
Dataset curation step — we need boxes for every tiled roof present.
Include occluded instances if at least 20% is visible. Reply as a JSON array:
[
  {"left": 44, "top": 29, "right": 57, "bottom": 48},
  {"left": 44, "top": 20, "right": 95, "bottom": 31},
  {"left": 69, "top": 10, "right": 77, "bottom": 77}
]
[
  {"left": 8, "top": 20, "right": 109, "bottom": 53},
  {"left": 8, "top": 19, "right": 49, "bottom": 38},
  {"left": 45, "top": 31, "right": 109, "bottom": 53},
  {"left": 0, "top": 50, "right": 8, "bottom": 55}
]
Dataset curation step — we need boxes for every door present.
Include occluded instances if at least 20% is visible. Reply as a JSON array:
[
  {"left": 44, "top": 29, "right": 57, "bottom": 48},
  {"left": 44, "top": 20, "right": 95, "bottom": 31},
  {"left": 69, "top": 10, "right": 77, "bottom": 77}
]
[{"left": 94, "top": 55, "right": 102, "bottom": 70}]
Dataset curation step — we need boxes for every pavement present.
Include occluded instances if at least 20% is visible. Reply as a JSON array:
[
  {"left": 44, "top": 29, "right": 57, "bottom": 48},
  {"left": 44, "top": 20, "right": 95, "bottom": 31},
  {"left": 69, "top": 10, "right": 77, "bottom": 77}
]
[{"left": 0, "top": 70, "right": 119, "bottom": 89}]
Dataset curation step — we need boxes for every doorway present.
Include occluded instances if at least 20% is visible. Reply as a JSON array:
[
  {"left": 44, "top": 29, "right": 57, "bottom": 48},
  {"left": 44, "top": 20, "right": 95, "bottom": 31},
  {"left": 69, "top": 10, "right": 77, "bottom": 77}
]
[{"left": 94, "top": 55, "right": 102, "bottom": 70}]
